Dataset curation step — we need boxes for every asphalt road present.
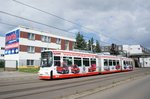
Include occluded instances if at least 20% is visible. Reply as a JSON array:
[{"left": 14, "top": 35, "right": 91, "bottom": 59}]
[
  {"left": 79, "top": 73, "right": 150, "bottom": 99},
  {"left": 0, "top": 68, "right": 150, "bottom": 99}
]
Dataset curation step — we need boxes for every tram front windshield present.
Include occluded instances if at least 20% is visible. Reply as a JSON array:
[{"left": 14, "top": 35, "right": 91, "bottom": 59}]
[{"left": 41, "top": 51, "right": 53, "bottom": 67}]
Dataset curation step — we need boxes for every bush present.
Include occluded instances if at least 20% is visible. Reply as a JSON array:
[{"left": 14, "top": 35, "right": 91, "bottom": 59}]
[
  {"left": 18, "top": 68, "right": 40, "bottom": 73},
  {"left": 0, "top": 61, "right": 5, "bottom": 68}
]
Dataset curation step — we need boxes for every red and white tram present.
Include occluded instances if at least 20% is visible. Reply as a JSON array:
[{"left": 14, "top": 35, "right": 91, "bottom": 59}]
[{"left": 38, "top": 50, "right": 134, "bottom": 79}]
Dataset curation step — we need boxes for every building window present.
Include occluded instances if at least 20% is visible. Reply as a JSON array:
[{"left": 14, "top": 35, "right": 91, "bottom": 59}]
[
  {"left": 65, "top": 40, "right": 69, "bottom": 50},
  {"left": 138, "top": 48, "right": 141, "bottom": 50},
  {"left": 1, "top": 54, "right": 4, "bottom": 57},
  {"left": 73, "top": 42, "right": 76, "bottom": 49},
  {"left": 27, "top": 60, "right": 34, "bottom": 66},
  {"left": 41, "top": 35, "right": 51, "bottom": 42},
  {"left": 28, "top": 33, "right": 35, "bottom": 40},
  {"left": 56, "top": 38, "right": 61, "bottom": 44},
  {"left": 41, "top": 47, "right": 49, "bottom": 52},
  {"left": 145, "top": 62, "right": 148, "bottom": 64},
  {"left": 118, "top": 46, "right": 122, "bottom": 51},
  {"left": 1, "top": 47, "right": 5, "bottom": 50},
  {"left": 41, "top": 35, "right": 45, "bottom": 41},
  {"left": 27, "top": 46, "right": 35, "bottom": 53}
]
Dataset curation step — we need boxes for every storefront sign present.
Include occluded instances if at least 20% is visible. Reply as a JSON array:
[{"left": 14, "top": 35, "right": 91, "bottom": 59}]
[{"left": 5, "top": 29, "right": 20, "bottom": 55}]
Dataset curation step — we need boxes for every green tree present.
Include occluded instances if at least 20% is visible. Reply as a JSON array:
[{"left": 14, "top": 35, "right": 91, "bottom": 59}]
[
  {"left": 87, "top": 39, "right": 91, "bottom": 51},
  {"left": 110, "top": 43, "right": 119, "bottom": 55},
  {"left": 95, "top": 40, "right": 101, "bottom": 53},
  {"left": 74, "top": 32, "right": 87, "bottom": 50},
  {"left": 87, "top": 37, "right": 94, "bottom": 52},
  {"left": 0, "top": 61, "right": 5, "bottom": 68}
]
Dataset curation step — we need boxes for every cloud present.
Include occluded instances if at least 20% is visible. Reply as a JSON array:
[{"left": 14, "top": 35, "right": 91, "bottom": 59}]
[{"left": 0, "top": 0, "right": 150, "bottom": 49}]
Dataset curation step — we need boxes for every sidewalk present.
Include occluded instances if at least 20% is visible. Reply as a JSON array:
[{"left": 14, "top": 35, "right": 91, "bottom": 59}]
[
  {"left": 0, "top": 68, "right": 4, "bottom": 72},
  {"left": 0, "top": 71, "right": 38, "bottom": 80}
]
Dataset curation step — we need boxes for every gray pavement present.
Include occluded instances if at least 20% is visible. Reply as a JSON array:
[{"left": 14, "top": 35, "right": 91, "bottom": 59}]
[
  {"left": 0, "top": 71, "right": 37, "bottom": 80},
  {"left": 0, "top": 68, "right": 4, "bottom": 72},
  {"left": 78, "top": 74, "right": 150, "bottom": 99},
  {"left": 0, "top": 68, "right": 150, "bottom": 99}
]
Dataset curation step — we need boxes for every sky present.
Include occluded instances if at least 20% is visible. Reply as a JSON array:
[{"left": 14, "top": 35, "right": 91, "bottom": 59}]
[{"left": 0, "top": 0, "right": 150, "bottom": 49}]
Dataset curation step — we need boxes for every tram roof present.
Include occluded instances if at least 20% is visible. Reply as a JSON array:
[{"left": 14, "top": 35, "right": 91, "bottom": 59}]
[{"left": 42, "top": 50, "right": 132, "bottom": 60}]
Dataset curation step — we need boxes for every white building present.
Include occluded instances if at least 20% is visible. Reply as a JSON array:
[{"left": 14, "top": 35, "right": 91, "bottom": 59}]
[
  {"left": 140, "top": 58, "right": 150, "bottom": 67},
  {"left": 122, "top": 45, "right": 150, "bottom": 55},
  {"left": 122, "top": 45, "right": 150, "bottom": 67},
  {"left": 101, "top": 44, "right": 150, "bottom": 67},
  {"left": 5, "top": 26, "right": 76, "bottom": 70},
  {"left": 0, "top": 36, "right": 5, "bottom": 60}
]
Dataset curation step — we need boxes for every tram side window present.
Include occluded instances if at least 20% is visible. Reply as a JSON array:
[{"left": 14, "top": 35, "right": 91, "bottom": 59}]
[
  {"left": 113, "top": 60, "right": 116, "bottom": 66},
  {"left": 117, "top": 60, "right": 120, "bottom": 65},
  {"left": 63, "top": 57, "right": 72, "bottom": 66},
  {"left": 130, "top": 61, "right": 133, "bottom": 66},
  {"left": 91, "top": 58, "right": 96, "bottom": 65},
  {"left": 74, "top": 57, "right": 81, "bottom": 67},
  {"left": 83, "top": 58, "right": 89, "bottom": 66},
  {"left": 130, "top": 61, "right": 132, "bottom": 65},
  {"left": 109, "top": 60, "right": 113, "bottom": 66},
  {"left": 104, "top": 59, "right": 108, "bottom": 66},
  {"left": 54, "top": 56, "right": 60, "bottom": 66},
  {"left": 128, "top": 61, "right": 130, "bottom": 65},
  {"left": 126, "top": 61, "right": 129, "bottom": 65},
  {"left": 129, "top": 61, "right": 131, "bottom": 65},
  {"left": 124, "top": 61, "right": 126, "bottom": 65},
  {"left": 127, "top": 61, "right": 129, "bottom": 65}
]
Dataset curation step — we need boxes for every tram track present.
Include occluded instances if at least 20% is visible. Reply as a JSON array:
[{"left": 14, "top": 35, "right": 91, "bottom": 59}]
[
  {"left": 0, "top": 79, "right": 42, "bottom": 87},
  {"left": 0, "top": 68, "right": 141, "bottom": 87},
  {"left": 0, "top": 69, "right": 145, "bottom": 89},
  {"left": 0, "top": 68, "right": 150, "bottom": 99}
]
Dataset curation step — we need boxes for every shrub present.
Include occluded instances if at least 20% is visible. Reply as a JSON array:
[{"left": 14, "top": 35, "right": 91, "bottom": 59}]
[{"left": 0, "top": 61, "right": 5, "bottom": 68}]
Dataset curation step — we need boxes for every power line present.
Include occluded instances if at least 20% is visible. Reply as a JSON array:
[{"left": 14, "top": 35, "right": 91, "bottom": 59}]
[
  {"left": 0, "top": 11, "right": 74, "bottom": 35},
  {"left": 13, "top": 0, "right": 81, "bottom": 28},
  {"left": 13, "top": 0, "right": 125, "bottom": 44},
  {"left": 0, "top": 11, "right": 105, "bottom": 43},
  {"left": 0, "top": 19, "right": 108, "bottom": 45},
  {"left": 82, "top": 35, "right": 110, "bottom": 45},
  {"left": 0, "top": 21, "right": 17, "bottom": 27}
]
